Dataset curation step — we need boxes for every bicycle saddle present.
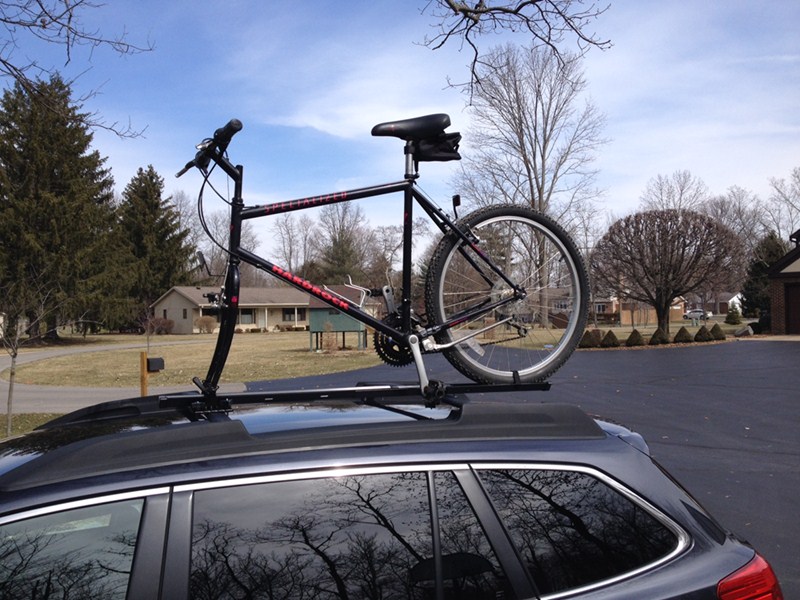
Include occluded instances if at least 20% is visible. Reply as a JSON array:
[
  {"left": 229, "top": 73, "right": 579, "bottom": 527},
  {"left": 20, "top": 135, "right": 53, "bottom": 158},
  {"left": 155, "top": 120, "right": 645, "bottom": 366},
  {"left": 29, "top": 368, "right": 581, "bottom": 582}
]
[{"left": 371, "top": 114, "right": 451, "bottom": 141}]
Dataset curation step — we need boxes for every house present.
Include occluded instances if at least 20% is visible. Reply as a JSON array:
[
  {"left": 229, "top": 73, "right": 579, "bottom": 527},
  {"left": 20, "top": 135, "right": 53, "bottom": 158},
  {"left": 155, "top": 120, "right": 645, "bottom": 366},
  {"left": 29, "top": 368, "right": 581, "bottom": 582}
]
[
  {"left": 769, "top": 230, "right": 800, "bottom": 334},
  {"left": 592, "top": 296, "right": 686, "bottom": 327},
  {"left": 151, "top": 286, "right": 310, "bottom": 334},
  {"left": 683, "top": 292, "right": 740, "bottom": 315}
]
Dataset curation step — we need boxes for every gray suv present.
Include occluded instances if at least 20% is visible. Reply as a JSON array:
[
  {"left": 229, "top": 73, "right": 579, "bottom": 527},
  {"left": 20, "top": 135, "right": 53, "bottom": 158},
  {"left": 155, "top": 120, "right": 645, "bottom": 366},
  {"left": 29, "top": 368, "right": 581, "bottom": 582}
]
[{"left": 0, "top": 396, "right": 783, "bottom": 599}]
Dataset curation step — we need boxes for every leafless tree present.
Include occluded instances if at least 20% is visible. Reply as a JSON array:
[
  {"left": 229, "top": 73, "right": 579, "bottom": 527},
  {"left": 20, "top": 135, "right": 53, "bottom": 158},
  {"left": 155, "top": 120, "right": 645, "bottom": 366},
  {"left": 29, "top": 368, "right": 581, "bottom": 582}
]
[
  {"left": 1, "top": 277, "right": 63, "bottom": 437},
  {"left": 195, "top": 210, "right": 267, "bottom": 287},
  {"left": 271, "top": 212, "right": 317, "bottom": 277},
  {"left": 592, "top": 209, "right": 745, "bottom": 333},
  {"left": 422, "top": 0, "right": 611, "bottom": 92},
  {"left": 453, "top": 44, "right": 606, "bottom": 230},
  {"left": 762, "top": 166, "right": 800, "bottom": 241},
  {"left": 639, "top": 170, "right": 710, "bottom": 212},
  {"left": 701, "top": 186, "right": 764, "bottom": 261},
  {"left": 0, "top": 0, "right": 152, "bottom": 136}
]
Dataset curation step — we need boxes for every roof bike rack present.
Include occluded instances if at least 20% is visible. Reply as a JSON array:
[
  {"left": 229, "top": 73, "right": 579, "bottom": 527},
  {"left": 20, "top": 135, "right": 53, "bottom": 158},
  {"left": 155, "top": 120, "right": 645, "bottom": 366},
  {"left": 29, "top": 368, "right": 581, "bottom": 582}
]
[{"left": 158, "top": 379, "right": 551, "bottom": 418}]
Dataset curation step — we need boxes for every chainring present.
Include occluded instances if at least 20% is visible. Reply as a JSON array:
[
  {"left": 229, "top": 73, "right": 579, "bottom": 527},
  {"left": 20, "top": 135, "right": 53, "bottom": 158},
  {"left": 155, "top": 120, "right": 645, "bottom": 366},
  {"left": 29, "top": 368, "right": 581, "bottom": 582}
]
[{"left": 373, "top": 315, "right": 414, "bottom": 367}]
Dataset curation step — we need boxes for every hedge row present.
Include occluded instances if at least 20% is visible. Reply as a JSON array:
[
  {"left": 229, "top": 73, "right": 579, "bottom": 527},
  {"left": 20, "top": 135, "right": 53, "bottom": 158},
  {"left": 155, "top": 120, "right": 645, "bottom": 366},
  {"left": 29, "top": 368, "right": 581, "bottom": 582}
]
[{"left": 579, "top": 324, "right": 726, "bottom": 349}]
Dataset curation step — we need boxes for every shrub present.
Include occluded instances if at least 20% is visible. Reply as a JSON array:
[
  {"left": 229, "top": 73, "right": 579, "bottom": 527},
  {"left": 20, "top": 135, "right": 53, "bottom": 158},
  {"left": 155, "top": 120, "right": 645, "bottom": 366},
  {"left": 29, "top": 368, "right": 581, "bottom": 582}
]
[
  {"left": 195, "top": 315, "right": 217, "bottom": 334},
  {"left": 600, "top": 330, "right": 620, "bottom": 348},
  {"left": 648, "top": 327, "right": 669, "bottom": 345},
  {"left": 321, "top": 321, "right": 338, "bottom": 353},
  {"left": 625, "top": 329, "right": 645, "bottom": 347},
  {"left": 673, "top": 326, "right": 694, "bottom": 344},
  {"left": 710, "top": 323, "right": 726, "bottom": 341},
  {"left": 578, "top": 329, "right": 602, "bottom": 348},
  {"left": 146, "top": 317, "right": 174, "bottom": 335},
  {"left": 725, "top": 305, "right": 742, "bottom": 325},
  {"left": 694, "top": 325, "right": 712, "bottom": 342}
]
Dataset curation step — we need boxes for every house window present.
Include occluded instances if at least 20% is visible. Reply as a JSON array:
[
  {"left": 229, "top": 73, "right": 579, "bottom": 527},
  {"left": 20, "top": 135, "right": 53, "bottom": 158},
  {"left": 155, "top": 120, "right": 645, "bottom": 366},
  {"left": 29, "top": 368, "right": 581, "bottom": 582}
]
[
  {"left": 162, "top": 309, "right": 167, "bottom": 319},
  {"left": 237, "top": 308, "right": 255, "bottom": 325},
  {"left": 595, "top": 303, "right": 607, "bottom": 314},
  {"left": 282, "top": 308, "right": 306, "bottom": 322},
  {"left": 182, "top": 308, "right": 188, "bottom": 320}
]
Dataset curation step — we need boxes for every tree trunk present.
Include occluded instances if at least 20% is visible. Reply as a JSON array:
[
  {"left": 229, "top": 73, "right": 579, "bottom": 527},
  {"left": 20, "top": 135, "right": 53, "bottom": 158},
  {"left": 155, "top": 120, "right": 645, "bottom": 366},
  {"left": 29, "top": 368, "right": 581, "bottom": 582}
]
[
  {"left": 654, "top": 296, "right": 672, "bottom": 334},
  {"left": 5, "top": 353, "right": 16, "bottom": 438}
]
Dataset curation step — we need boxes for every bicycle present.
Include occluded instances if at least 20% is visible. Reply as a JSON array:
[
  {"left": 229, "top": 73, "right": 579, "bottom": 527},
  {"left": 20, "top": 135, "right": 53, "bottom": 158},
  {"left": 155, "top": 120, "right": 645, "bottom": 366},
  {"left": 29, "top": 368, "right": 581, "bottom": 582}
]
[{"left": 177, "top": 113, "right": 588, "bottom": 401}]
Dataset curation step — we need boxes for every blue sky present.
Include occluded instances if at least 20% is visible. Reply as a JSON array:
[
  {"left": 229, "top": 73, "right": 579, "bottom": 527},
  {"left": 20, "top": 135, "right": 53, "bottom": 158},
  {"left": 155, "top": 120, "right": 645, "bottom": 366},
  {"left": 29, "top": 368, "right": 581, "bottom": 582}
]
[{"left": 18, "top": 1, "right": 800, "bottom": 253}]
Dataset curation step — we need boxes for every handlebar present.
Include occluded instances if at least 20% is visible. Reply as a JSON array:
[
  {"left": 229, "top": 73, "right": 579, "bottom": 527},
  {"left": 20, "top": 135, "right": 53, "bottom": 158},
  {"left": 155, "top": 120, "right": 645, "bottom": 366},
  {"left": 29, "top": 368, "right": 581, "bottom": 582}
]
[{"left": 176, "top": 118, "right": 243, "bottom": 178}]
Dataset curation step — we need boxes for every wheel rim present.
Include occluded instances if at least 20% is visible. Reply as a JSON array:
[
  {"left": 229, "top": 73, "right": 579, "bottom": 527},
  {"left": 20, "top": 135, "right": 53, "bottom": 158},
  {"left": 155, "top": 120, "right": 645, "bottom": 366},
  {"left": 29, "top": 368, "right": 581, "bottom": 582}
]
[{"left": 434, "top": 212, "right": 585, "bottom": 381}]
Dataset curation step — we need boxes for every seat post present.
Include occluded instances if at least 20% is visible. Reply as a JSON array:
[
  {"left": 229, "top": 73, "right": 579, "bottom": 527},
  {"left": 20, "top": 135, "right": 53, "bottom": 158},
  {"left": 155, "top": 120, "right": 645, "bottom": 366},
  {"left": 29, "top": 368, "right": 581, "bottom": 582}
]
[{"left": 404, "top": 141, "right": 417, "bottom": 179}]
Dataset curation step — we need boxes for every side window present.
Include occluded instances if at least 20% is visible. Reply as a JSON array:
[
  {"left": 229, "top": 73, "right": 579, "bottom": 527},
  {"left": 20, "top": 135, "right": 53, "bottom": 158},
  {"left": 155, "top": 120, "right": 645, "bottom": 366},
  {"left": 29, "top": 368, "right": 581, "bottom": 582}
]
[
  {"left": 191, "top": 473, "right": 433, "bottom": 599},
  {"left": 477, "top": 469, "right": 679, "bottom": 596},
  {"left": 0, "top": 498, "right": 143, "bottom": 599},
  {"left": 190, "top": 471, "right": 511, "bottom": 600}
]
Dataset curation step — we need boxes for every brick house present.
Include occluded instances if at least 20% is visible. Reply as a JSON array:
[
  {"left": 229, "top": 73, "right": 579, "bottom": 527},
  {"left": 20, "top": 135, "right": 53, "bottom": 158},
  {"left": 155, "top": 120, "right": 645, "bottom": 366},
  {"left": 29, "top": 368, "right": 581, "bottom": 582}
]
[{"left": 769, "top": 231, "right": 800, "bottom": 334}]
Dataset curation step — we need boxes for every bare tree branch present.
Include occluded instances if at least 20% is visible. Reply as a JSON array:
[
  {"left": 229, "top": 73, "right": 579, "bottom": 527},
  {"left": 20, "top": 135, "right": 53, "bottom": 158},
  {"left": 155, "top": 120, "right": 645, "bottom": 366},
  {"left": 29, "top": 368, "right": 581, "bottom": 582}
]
[
  {"left": 0, "top": 0, "right": 153, "bottom": 137},
  {"left": 422, "top": 0, "right": 611, "bottom": 93}
]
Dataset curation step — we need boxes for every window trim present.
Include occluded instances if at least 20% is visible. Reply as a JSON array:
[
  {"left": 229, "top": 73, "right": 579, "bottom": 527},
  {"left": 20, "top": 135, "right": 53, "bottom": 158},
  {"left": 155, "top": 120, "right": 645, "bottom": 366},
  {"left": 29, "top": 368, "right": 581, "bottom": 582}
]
[
  {"left": 0, "top": 487, "right": 169, "bottom": 526},
  {"left": 173, "top": 463, "right": 470, "bottom": 493}
]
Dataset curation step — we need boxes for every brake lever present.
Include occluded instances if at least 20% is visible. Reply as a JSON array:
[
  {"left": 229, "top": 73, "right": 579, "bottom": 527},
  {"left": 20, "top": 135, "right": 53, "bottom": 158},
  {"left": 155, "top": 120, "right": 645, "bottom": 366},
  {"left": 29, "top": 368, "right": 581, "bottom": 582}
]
[{"left": 175, "top": 138, "right": 215, "bottom": 178}]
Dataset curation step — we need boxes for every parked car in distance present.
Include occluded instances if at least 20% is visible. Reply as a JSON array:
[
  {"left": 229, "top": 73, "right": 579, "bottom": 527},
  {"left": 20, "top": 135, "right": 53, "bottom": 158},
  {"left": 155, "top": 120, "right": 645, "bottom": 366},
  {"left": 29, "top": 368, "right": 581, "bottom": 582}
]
[
  {"left": 0, "top": 395, "right": 783, "bottom": 599},
  {"left": 684, "top": 308, "right": 713, "bottom": 320}
]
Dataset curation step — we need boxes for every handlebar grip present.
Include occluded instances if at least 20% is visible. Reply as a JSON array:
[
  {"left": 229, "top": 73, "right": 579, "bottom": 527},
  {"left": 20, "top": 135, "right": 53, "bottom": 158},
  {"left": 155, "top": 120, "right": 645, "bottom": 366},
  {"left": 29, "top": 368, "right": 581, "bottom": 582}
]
[{"left": 213, "top": 118, "right": 243, "bottom": 146}]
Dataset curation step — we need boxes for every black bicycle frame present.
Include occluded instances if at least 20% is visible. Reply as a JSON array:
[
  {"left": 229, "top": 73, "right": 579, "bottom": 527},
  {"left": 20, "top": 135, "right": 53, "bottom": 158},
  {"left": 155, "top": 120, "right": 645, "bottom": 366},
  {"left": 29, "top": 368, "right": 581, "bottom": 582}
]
[{"left": 195, "top": 151, "right": 522, "bottom": 397}]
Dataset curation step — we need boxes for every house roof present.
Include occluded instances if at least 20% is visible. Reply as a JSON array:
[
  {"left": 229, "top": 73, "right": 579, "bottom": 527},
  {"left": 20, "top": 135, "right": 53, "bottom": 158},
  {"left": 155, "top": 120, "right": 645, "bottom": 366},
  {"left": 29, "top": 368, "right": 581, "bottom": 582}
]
[
  {"left": 152, "top": 286, "right": 309, "bottom": 308},
  {"left": 768, "top": 245, "right": 800, "bottom": 278}
]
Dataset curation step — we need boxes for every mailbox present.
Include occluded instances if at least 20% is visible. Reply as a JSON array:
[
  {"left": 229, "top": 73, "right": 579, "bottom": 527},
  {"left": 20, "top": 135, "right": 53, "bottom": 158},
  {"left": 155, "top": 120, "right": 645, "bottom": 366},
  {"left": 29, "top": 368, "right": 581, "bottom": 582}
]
[{"left": 146, "top": 357, "right": 165, "bottom": 373}]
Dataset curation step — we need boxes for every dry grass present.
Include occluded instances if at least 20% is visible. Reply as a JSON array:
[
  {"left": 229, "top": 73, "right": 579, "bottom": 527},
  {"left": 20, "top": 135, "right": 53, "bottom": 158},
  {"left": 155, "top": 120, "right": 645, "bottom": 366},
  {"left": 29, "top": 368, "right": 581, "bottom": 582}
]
[
  {"left": 6, "top": 331, "right": 382, "bottom": 387},
  {"left": 1, "top": 414, "right": 60, "bottom": 437}
]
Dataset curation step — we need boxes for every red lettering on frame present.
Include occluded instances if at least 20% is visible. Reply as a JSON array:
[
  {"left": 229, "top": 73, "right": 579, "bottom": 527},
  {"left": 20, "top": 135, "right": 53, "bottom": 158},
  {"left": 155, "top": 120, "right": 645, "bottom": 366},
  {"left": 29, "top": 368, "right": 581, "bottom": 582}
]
[{"left": 270, "top": 265, "right": 350, "bottom": 312}]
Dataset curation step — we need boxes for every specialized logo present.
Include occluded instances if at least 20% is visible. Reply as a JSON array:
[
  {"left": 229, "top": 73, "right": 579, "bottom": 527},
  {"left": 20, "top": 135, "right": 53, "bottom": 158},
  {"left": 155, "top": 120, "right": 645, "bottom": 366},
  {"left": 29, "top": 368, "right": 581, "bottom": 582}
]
[
  {"left": 262, "top": 192, "right": 348, "bottom": 215},
  {"left": 271, "top": 266, "right": 350, "bottom": 311}
]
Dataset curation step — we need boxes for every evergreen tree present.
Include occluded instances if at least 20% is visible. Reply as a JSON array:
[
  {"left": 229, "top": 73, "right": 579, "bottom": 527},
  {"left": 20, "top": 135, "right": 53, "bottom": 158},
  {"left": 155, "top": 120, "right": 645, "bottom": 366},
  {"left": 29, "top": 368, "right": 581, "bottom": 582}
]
[
  {"left": 0, "top": 75, "right": 123, "bottom": 336},
  {"left": 741, "top": 231, "right": 789, "bottom": 317},
  {"left": 117, "top": 165, "right": 194, "bottom": 320}
]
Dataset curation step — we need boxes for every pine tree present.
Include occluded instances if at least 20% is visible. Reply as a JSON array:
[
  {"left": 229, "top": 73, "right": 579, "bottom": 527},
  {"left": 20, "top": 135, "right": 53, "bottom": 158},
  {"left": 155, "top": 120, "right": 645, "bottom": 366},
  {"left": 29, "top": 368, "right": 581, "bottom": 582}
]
[
  {"left": 117, "top": 165, "right": 194, "bottom": 320},
  {"left": 0, "top": 75, "right": 122, "bottom": 336},
  {"left": 741, "top": 231, "right": 789, "bottom": 317}
]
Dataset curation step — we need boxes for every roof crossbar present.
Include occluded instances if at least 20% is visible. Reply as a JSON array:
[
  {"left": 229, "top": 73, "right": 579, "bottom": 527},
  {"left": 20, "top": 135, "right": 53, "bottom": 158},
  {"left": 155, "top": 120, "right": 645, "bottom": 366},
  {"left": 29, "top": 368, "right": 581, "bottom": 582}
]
[{"left": 158, "top": 380, "right": 551, "bottom": 417}]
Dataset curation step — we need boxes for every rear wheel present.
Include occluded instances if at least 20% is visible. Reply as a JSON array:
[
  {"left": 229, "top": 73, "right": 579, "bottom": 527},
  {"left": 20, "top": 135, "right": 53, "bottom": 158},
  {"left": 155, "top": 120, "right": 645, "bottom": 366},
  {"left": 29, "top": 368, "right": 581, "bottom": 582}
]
[{"left": 425, "top": 205, "right": 588, "bottom": 383}]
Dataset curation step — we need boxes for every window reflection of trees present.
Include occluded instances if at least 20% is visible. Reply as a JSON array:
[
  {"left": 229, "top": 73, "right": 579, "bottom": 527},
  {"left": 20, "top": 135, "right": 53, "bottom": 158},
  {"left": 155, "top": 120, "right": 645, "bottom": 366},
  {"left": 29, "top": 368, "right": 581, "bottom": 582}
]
[
  {"left": 0, "top": 499, "right": 142, "bottom": 599},
  {"left": 190, "top": 471, "right": 508, "bottom": 600},
  {"left": 478, "top": 469, "right": 678, "bottom": 595}
]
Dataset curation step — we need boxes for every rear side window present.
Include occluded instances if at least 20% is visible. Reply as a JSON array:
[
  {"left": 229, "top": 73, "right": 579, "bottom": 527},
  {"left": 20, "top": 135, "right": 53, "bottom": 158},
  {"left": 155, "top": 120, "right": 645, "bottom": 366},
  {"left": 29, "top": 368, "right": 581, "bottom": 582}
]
[
  {"left": 190, "top": 471, "right": 509, "bottom": 599},
  {"left": 0, "top": 498, "right": 143, "bottom": 599},
  {"left": 478, "top": 468, "right": 680, "bottom": 595}
]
